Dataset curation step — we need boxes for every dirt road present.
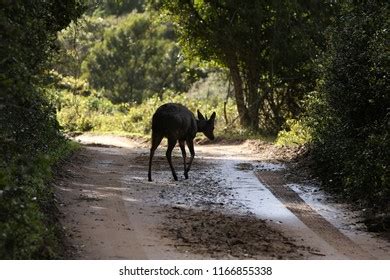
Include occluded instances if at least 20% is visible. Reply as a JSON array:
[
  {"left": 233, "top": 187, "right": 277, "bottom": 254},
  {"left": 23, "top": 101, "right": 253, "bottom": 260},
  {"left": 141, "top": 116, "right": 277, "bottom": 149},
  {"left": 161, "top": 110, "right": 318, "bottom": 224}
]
[{"left": 54, "top": 134, "right": 390, "bottom": 259}]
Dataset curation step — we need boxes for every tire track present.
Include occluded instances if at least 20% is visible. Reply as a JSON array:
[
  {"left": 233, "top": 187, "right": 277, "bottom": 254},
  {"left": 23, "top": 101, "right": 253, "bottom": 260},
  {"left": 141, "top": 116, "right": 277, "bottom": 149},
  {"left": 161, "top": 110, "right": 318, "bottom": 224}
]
[{"left": 256, "top": 170, "right": 375, "bottom": 260}]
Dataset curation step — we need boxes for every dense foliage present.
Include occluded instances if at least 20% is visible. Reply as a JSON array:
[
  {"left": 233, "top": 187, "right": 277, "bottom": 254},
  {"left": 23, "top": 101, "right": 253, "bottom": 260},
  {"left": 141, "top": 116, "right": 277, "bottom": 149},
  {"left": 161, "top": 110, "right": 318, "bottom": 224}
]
[
  {"left": 158, "top": 0, "right": 336, "bottom": 132},
  {"left": 0, "top": 1, "right": 84, "bottom": 259},
  {"left": 53, "top": 14, "right": 114, "bottom": 78},
  {"left": 308, "top": 1, "right": 389, "bottom": 222},
  {"left": 81, "top": 12, "right": 193, "bottom": 103}
]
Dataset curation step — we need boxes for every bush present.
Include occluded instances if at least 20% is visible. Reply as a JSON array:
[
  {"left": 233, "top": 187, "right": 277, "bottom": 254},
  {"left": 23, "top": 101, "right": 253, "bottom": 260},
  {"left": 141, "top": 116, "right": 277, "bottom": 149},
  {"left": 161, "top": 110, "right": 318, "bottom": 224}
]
[
  {"left": 309, "top": 1, "right": 390, "bottom": 214},
  {"left": 54, "top": 76, "right": 242, "bottom": 139},
  {"left": 276, "top": 119, "right": 311, "bottom": 147},
  {"left": 0, "top": 1, "right": 85, "bottom": 259},
  {"left": 0, "top": 140, "right": 79, "bottom": 259}
]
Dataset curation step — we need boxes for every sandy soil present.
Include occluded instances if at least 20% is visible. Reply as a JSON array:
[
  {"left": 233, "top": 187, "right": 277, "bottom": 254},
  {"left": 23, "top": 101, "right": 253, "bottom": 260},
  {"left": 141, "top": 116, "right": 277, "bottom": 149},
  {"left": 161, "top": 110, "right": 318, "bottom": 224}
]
[{"left": 53, "top": 134, "right": 390, "bottom": 259}]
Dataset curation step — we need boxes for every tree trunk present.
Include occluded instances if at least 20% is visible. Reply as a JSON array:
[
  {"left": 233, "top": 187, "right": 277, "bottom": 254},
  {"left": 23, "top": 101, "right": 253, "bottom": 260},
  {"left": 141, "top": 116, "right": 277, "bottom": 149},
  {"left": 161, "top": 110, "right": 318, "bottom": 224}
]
[
  {"left": 246, "top": 68, "right": 261, "bottom": 131},
  {"left": 228, "top": 61, "right": 250, "bottom": 128}
]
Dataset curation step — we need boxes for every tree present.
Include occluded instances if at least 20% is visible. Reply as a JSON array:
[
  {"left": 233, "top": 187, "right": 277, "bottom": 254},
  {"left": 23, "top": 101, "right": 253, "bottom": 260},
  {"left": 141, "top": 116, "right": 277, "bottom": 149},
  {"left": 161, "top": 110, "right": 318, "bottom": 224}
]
[
  {"left": 81, "top": 12, "right": 192, "bottom": 103},
  {"left": 54, "top": 15, "right": 114, "bottom": 78},
  {"left": 158, "top": 0, "right": 335, "bottom": 132}
]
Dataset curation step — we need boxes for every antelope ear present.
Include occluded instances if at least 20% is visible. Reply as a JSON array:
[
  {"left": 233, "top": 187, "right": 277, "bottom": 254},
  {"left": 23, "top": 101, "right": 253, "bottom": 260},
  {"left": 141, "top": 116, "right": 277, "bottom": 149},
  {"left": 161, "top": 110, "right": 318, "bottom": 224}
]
[
  {"left": 197, "top": 110, "right": 205, "bottom": 120},
  {"left": 209, "top": 112, "right": 216, "bottom": 122}
]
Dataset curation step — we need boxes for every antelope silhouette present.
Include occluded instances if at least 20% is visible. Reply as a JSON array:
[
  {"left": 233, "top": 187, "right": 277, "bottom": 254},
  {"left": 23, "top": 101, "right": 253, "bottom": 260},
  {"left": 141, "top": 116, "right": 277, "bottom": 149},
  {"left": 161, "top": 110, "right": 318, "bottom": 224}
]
[{"left": 148, "top": 103, "right": 216, "bottom": 181}]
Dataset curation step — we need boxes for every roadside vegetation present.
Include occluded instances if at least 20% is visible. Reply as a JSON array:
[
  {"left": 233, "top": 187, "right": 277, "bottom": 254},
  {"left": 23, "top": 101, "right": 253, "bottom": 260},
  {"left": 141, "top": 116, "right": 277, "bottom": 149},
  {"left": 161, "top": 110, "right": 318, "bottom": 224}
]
[
  {"left": 308, "top": 2, "right": 389, "bottom": 228},
  {"left": 0, "top": 1, "right": 85, "bottom": 259},
  {"left": 1, "top": 0, "right": 388, "bottom": 258}
]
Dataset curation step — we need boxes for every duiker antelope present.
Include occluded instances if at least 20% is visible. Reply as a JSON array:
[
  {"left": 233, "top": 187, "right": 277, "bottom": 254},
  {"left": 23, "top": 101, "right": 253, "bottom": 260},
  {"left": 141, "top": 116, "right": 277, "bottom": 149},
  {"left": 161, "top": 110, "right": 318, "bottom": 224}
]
[{"left": 148, "top": 103, "right": 216, "bottom": 181}]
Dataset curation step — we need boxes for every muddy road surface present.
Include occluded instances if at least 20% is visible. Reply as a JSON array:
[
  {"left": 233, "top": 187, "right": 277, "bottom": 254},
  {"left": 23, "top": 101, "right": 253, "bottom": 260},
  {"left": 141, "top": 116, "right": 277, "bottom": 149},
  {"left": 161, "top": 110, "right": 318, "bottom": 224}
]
[{"left": 54, "top": 135, "right": 390, "bottom": 259}]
